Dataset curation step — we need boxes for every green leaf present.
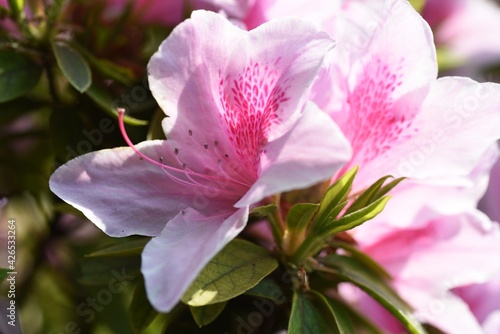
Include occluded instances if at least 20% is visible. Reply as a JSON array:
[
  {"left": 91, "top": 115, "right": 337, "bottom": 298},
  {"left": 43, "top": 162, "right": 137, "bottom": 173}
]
[
  {"left": 7, "top": 0, "right": 23, "bottom": 19},
  {"left": 79, "top": 254, "right": 140, "bottom": 286},
  {"left": 288, "top": 291, "right": 327, "bottom": 334},
  {"left": 129, "top": 278, "right": 159, "bottom": 334},
  {"left": 69, "top": 41, "right": 135, "bottom": 85},
  {"left": 345, "top": 175, "right": 393, "bottom": 214},
  {"left": 245, "top": 277, "right": 285, "bottom": 302},
  {"left": 250, "top": 204, "right": 277, "bottom": 218},
  {"left": 321, "top": 255, "right": 426, "bottom": 334},
  {"left": 182, "top": 239, "right": 278, "bottom": 306},
  {"left": 316, "top": 196, "right": 391, "bottom": 237},
  {"left": 283, "top": 203, "right": 318, "bottom": 254},
  {"left": 408, "top": 0, "right": 426, "bottom": 12},
  {"left": 0, "top": 267, "right": 8, "bottom": 283},
  {"left": 85, "top": 238, "right": 150, "bottom": 258},
  {"left": 189, "top": 302, "right": 227, "bottom": 328},
  {"left": 0, "top": 50, "right": 42, "bottom": 102},
  {"left": 313, "top": 166, "right": 358, "bottom": 233},
  {"left": 330, "top": 241, "right": 391, "bottom": 280},
  {"left": 86, "top": 84, "right": 148, "bottom": 126},
  {"left": 376, "top": 177, "right": 406, "bottom": 199},
  {"left": 310, "top": 290, "right": 354, "bottom": 334},
  {"left": 330, "top": 296, "right": 386, "bottom": 334},
  {"left": 52, "top": 42, "right": 92, "bottom": 93}
]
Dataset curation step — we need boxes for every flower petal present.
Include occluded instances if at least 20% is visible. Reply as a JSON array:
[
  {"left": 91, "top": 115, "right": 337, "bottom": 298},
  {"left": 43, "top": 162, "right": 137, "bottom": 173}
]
[
  {"left": 141, "top": 206, "right": 249, "bottom": 312},
  {"left": 377, "top": 77, "right": 500, "bottom": 182},
  {"left": 149, "top": 10, "right": 335, "bottom": 176},
  {"left": 49, "top": 140, "right": 234, "bottom": 237},
  {"left": 236, "top": 102, "right": 351, "bottom": 207}
]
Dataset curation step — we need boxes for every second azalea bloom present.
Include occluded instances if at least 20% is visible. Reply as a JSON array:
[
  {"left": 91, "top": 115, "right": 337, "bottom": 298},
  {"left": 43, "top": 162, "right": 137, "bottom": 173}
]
[{"left": 49, "top": 11, "right": 351, "bottom": 312}]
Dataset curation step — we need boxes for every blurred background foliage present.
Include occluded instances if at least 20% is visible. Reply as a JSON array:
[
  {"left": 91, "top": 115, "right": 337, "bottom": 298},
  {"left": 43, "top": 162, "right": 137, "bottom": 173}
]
[{"left": 1, "top": 0, "right": 500, "bottom": 333}]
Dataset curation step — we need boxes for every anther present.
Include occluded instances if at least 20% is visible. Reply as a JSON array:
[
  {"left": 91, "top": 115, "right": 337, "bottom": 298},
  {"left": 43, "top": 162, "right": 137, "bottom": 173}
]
[
  {"left": 204, "top": 144, "right": 209, "bottom": 149},
  {"left": 174, "top": 148, "right": 179, "bottom": 155},
  {"left": 188, "top": 130, "right": 193, "bottom": 136}
]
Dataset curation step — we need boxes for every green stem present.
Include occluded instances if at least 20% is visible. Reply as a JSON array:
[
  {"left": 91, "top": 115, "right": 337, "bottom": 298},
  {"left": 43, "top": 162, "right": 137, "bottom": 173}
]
[
  {"left": 290, "top": 233, "right": 325, "bottom": 266},
  {"left": 267, "top": 195, "right": 284, "bottom": 246}
]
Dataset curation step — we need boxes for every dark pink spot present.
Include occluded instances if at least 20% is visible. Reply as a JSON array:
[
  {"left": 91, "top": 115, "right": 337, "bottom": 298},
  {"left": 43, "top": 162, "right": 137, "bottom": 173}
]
[{"left": 218, "top": 60, "right": 287, "bottom": 175}]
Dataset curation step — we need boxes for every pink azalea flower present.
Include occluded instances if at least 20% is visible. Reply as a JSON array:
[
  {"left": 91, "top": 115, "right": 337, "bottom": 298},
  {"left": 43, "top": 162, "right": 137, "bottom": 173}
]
[
  {"left": 479, "top": 154, "right": 500, "bottom": 223},
  {"left": 454, "top": 272, "right": 500, "bottom": 334},
  {"left": 49, "top": 11, "right": 351, "bottom": 312},
  {"left": 422, "top": 0, "right": 500, "bottom": 69},
  {"left": 341, "top": 208, "right": 500, "bottom": 333}
]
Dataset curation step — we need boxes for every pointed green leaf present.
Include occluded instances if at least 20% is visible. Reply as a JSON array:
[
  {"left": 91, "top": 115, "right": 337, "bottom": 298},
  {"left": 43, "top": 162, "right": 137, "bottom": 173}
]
[
  {"left": 317, "top": 196, "right": 391, "bottom": 237},
  {"left": 346, "top": 175, "right": 392, "bottom": 214},
  {"left": 321, "top": 255, "right": 426, "bottom": 334},
  {"left": 250, "top": 204, "right": 277, "bottom": 218},
  {"left": 0, "top": 50, "right": 42, "bottom": 102},
  {"left": 245, "top": 277, "right": 285, "bottom": 302},
  {"left": 52, "top": 42, "right": 92, "bottom": 93},
  {"left": 310, "top": 290, "right": 354, "bottom": 334},
  {"left": 289, "top": 291, "right": 327, "bottom": 334},
  {"left": 85, "top": 238, "right": 149, "bottom": 258},
  {"left": 69, "top": 41, "right": 135, "bottom": 85},
  {"left": 86, "top": 84, "right": 148, "bottom": 126},
  {"left": 286, "top": 203, "right": 318, "bottom": 231},
  {"left": 189, "top": 302, "right": 227, "bottom": 328},
  {"left": 182, "top": 239, "right": 278, "bottom": 306},
  {"left": 331, "top": 296, "right": 386, "bottom": 334},
  {"left": 330, "top": 241, "right": 391, "bottom": 280},
  {"left": 316, "top": 166, "right": 358, "bottom": 221},
  {"left": 284, "top": 203, "right": 318, "bottom": 253},
  {"left": 7, "top": 0, "right": 23, "bottom": 19},
  {"left": 0, "top": 267, "right": 8, "bottom": 283},
  {"left": 376, "top": 177, "right": 406, "bottom": 199},
  {"left": 129, "top": 278, "right": 159, "bottom": 334}
]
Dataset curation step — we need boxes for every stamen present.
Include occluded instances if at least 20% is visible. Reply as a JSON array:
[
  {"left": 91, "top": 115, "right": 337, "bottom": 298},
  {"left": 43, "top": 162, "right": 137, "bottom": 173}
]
[{"left": 118, "top": 109, "right": 250, "bottom": 192}]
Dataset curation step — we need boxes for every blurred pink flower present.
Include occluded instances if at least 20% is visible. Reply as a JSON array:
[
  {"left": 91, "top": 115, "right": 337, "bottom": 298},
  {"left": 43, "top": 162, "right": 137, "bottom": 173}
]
[
  {"left": 50, "top": 11, "right": 351, "bottom": 312},
  {"left": 479, "top": 154, "right": 500, "bottom": 223},
  {"left": 454, "top": 272, "right": 500, "bottom": 334},
  {"left": 422, "top": 0, "right": 500, "bottom": 69},
  {"left": 341, "top": 208, "right": 500, "bottom": 333}
]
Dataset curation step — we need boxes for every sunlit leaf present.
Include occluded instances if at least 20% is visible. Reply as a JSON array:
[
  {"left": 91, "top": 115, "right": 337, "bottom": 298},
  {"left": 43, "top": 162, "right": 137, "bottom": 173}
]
[
  {"left": 345, "top": 175, "right": 392, "bottom": 214},
  {"left": 0, "top": 50, "right": 42, "bottom": 102},
  {"left": 288, "top": 291, "right": 327, "bottom": 334},
  {"left": 315, "top": 196, "right": 391, "bottom": 237},
  {"left": 189, "top": 302, "right": 227, "bottom": 328},
  {"left": 317, "top": 166, "right": 357, "bottom": 218},
  {"left": 52, "top": 42, "right": 92, "bottom": 93},
  {"left": 182, "top": 239, "right": 278, "bottom": 306},
  {"left": 283, "top": 203, "right": 318, "bottom": 254}
]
